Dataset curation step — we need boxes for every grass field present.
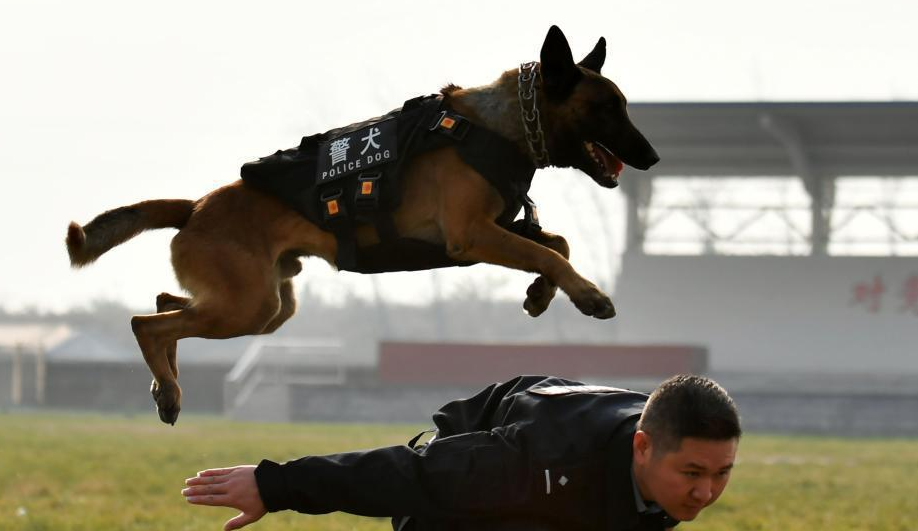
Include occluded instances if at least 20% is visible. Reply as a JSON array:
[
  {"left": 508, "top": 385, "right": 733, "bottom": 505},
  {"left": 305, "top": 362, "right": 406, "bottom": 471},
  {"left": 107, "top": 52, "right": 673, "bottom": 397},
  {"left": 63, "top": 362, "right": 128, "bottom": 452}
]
[{"left": 1, "top": 411, "right": 916, "bottom": 531}]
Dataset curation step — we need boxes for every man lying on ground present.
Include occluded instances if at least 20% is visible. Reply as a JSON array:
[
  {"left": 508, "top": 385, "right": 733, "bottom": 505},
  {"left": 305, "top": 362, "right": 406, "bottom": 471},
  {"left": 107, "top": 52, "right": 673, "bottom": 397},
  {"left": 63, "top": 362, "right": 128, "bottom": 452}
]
[{"left": 183, "top": 374, "right": 741, "bottom": 531}]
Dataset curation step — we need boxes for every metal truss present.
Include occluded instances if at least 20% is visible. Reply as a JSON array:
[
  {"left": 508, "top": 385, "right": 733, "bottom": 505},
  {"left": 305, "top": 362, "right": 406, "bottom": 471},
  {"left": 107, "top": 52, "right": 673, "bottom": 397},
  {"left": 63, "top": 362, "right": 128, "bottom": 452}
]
[
  {"left": 639, "top": 177, "right": 812, "bottom": 255},
  {"left": 627, "top": 175, "right": 918, "bottom": 256},
  {"left": 622, "top": 109, "right": 918, "bottom": 256},
  {"left": 829, "top": 177, "right": 918, "bottom": 255}
]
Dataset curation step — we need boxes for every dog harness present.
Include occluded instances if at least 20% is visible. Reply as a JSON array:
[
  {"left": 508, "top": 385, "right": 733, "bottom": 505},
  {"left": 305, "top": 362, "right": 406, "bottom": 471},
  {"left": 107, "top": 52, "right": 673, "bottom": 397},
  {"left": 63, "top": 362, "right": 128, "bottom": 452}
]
[{"left": 241, "top": 94, "right": 539, "bottom": 273}]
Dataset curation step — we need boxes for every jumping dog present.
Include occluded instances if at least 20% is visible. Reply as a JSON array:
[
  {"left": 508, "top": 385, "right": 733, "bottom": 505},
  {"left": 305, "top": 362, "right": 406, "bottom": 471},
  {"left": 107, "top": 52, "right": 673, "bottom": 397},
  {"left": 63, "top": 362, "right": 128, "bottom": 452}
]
[{"left": 66, "top": 26, "right": 659, "bottom": 424}]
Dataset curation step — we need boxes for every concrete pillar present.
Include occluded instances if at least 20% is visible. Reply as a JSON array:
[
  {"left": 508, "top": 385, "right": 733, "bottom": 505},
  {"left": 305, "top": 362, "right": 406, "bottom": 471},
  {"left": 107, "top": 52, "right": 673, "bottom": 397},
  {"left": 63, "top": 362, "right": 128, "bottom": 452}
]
[
  {"left": 759, "top": 113, "right": 831, "bottom": 255},
  {"left": 808, "top": 176, "right": 836, "bottom": 256},
  {"left": 622, "top": 173, "right": 654, "bottom": 255},
  {"left": 36, "top": 346, "right": 46, "bottom": 405},
  {"left": 12, "top": 344, "right": 22, "bottom": 406}
]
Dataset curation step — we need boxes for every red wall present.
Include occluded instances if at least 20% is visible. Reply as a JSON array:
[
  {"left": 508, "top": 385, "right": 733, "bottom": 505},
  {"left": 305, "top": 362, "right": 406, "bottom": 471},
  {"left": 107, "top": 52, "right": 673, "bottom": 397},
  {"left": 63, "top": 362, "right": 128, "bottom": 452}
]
[{"left": 378, "top": 342, "right": 707, "bottom": 385}]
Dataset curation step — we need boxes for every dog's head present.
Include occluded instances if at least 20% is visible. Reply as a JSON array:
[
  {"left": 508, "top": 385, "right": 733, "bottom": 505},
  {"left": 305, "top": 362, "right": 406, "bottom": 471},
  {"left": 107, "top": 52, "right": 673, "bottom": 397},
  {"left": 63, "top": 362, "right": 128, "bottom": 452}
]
[{"left": 537, "top": 26, "right": 659, "bottom": 187}]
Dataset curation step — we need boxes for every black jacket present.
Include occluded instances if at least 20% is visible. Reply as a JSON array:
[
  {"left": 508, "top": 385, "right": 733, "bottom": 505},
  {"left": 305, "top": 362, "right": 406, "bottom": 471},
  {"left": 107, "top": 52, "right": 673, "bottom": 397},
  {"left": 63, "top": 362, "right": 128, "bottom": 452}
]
[{"left": 255, "top": 375, "right": 677, "bottom": 531}]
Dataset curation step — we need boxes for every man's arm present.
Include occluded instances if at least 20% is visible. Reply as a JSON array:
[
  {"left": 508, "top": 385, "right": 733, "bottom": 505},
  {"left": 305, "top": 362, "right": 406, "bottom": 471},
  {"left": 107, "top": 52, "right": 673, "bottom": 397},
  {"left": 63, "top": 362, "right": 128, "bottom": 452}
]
[{"left": 254, "top": 426, "right": 536, "bottom": 519}]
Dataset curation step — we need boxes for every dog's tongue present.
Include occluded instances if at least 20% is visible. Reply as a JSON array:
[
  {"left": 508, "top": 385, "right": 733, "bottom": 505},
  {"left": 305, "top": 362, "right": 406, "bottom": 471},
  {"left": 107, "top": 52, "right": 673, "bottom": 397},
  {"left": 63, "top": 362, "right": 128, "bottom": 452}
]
[
  {"left": 612, "top": 155, "right": 624, "bottom": 176},
  {"left": 596, "top": 144, "right": 624, "bottom": 176}
]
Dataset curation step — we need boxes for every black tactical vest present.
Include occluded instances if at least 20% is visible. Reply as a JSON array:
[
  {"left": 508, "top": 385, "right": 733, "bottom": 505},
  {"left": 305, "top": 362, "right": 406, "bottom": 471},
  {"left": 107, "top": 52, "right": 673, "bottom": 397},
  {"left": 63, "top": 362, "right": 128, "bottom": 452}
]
[{"left": 241, "top": 95, "right": 539, "bottom": 273}]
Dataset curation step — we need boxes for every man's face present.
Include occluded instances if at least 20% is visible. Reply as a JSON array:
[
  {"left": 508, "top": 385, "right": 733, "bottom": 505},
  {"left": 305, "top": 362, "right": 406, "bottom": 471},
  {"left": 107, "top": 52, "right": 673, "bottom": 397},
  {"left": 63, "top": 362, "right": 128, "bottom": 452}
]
[{"left": 632, "top": 432, "right": 738, "bottom": 522}]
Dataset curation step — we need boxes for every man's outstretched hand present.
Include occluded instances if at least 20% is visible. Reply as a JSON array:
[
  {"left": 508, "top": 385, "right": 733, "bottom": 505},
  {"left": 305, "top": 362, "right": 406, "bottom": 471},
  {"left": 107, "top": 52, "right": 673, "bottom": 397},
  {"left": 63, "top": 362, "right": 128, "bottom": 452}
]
[{"left": 183, "top": 465, "right": 267, "bottom": 530}]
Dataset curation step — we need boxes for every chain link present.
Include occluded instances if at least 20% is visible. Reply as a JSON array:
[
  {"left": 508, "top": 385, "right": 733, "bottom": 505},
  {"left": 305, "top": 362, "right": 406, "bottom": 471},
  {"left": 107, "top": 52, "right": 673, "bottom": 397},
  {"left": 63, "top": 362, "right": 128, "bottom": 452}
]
[{"left": 518, "top": 61, "right": 550, "bottom": 168}]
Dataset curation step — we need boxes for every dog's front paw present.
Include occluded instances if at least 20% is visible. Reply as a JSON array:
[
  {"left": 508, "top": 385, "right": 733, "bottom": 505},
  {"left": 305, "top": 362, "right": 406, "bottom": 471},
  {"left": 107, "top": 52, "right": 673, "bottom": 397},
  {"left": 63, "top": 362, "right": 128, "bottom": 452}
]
[
  {"left": 150, "top": 379, "right": 182, "bottom": 426},
  {"left": 524, "top": 276, "right": 557, "bottom": 317},
  {"left": 571, "top": 286, "right": 616, "bottom": 319}
]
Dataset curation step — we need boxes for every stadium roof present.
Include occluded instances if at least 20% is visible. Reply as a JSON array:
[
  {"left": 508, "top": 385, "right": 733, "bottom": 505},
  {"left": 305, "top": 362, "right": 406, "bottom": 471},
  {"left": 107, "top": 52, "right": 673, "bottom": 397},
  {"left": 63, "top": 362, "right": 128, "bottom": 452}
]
[{"left": 626, "top": 101, "right": 918, "bottom": 177}]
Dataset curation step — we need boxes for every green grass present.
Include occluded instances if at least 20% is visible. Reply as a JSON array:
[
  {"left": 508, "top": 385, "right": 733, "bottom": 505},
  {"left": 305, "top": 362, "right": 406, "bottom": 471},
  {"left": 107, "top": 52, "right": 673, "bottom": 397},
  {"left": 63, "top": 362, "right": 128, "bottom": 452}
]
[{"left": 1, "top": 412, "right": 916, "bottom": 531}]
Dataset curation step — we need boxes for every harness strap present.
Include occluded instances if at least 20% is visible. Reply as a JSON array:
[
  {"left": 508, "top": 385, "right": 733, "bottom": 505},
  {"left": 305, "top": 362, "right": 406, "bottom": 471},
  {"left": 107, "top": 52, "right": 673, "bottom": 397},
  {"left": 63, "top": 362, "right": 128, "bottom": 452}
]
[
  {"left": 520, "top": 193, "right": 541, "bottom": 236},
  {"left": 407, "top": 428, "right": 439, "bottom": 449}
]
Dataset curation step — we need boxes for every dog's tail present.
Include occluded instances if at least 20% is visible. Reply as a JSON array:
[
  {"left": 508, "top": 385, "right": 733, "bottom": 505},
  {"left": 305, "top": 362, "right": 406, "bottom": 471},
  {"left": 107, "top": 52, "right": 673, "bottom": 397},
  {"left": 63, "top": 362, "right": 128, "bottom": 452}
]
[{"left": 66, "top": 199, "right": 195, "bottom": 267}]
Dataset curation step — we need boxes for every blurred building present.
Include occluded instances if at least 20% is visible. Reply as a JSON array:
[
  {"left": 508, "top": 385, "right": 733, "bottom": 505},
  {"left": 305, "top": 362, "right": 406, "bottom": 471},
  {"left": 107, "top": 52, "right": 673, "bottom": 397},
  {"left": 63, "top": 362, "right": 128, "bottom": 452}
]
[
  {"left": 615, "top": 102, "right": 918, "bottom": 373},
  {"left": 0, "top": 324, "right": 248, "bottom": 414},
  {"left": 0, "top": 324, "right": 71, "bottom": 408},
  {"left": 224, "top": 340, "right": 707, "bottom": 424},
  {"left": 4, "top": 102, "right": 917, "bottom": 436}
]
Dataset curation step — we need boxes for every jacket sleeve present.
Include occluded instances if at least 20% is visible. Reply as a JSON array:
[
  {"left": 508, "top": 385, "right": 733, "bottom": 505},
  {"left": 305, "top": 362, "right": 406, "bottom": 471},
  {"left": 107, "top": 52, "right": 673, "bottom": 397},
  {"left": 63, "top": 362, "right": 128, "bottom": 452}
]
[{"left": 254, "top": 425, "right": 537, "bottom": 519}]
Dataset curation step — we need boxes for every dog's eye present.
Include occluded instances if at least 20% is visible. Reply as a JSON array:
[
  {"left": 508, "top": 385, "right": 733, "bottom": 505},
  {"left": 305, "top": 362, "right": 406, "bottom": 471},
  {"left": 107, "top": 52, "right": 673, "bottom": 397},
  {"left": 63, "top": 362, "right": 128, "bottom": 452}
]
[
  {"left": 599, "top": 92, "right": 625, "bottom": 110},
  {"left": 603, "top": 100, "right": 625, "bottom": 115}
]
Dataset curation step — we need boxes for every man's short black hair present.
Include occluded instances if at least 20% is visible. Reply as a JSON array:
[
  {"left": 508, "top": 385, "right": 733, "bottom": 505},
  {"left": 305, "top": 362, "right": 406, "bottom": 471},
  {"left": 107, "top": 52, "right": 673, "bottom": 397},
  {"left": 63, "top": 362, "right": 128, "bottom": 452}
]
[{"left": 637, "top": 374, "right": 741, "bottom": 454}]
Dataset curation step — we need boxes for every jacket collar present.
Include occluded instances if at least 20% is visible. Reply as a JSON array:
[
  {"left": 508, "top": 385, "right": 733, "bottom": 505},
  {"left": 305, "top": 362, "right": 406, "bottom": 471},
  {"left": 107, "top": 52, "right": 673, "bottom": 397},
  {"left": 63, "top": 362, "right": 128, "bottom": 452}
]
[
  {"left": 605, "top": 417, "right": 643, "bottom": 531},
  {"left": 604, "top": 417, "right": 681, "bottom": 531}
]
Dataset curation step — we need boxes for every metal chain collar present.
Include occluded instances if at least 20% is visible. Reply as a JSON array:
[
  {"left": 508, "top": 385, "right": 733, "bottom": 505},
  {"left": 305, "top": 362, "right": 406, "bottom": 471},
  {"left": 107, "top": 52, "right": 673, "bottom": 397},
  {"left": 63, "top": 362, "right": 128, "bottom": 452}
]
[{"left": 518, "top": 61, "right": 551, "bottom": 168}]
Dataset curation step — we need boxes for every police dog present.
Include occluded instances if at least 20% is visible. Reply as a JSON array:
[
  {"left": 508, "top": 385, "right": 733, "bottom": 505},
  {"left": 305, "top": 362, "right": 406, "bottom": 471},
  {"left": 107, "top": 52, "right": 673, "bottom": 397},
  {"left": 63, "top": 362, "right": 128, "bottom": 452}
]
[{"left": 65, "top": 26, "right": 658, "bottom": 424}]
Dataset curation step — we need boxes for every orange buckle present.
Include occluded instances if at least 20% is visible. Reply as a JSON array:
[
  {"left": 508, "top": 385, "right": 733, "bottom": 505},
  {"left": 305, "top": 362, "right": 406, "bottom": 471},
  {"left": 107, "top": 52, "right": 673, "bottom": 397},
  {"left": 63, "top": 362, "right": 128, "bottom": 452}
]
[{"left": 429, "top": 111, "right": 469, "bottom": 140}]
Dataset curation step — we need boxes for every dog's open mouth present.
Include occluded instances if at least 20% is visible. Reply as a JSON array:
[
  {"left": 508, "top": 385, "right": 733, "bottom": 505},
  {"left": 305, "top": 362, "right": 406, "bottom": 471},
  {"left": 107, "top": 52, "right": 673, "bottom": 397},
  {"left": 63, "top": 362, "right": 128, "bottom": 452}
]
[{"left": 584, "top": 141, "right": 624, "bottom": 187}]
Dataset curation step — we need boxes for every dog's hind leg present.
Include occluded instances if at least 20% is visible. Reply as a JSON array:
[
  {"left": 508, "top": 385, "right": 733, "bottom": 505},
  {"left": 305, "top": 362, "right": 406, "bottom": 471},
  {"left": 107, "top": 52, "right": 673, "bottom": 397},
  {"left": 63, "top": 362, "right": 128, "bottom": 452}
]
[
  {"left": 156, "top": 292, "right": 190, "bottom": 312},
  {"left": 132, "top": 282, "right": 285, "bottom": 424},
  {"left": 155, "top": 292, "right": 190, "bottom": 379},
  {"left": 135, "top": 234, "right": 296, "bottom": 424},
  {"left": 257, "top": 252, "right": 301, "bottom": 335},
  {"left": 523, "top": 231, "right": 570, "bottom": 317},
  {"left": 131, "top": 309, "right": 185, "bottom": 425},
  {"left": 260, "top": 279, "right": 296, "bottom": 335}
]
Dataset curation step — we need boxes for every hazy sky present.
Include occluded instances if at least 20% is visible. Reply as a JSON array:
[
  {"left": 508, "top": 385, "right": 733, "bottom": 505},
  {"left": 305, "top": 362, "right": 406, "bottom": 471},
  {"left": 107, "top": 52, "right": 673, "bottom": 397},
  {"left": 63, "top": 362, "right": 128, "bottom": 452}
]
[{"left": 1, "top": 0, "right": 916, "bottom": 312}]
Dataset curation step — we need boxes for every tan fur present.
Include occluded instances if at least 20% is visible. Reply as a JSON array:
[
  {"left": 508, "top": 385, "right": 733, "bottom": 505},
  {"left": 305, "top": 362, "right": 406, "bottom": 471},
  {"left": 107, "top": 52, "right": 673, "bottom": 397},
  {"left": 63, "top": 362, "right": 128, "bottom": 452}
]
[{"left": 443, "top": 70, "right": 528, "bottom": 154}]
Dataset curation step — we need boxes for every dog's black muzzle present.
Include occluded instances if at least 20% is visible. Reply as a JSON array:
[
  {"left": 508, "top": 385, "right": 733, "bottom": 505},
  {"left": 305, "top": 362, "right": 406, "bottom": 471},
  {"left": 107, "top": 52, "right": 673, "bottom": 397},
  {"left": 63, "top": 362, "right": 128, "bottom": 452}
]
[
  {"left": 629, "top": 147, "right": 660, "bottom": 171},
  {"left": 616, "top": 125, "right": 659, "bottom": 171}
]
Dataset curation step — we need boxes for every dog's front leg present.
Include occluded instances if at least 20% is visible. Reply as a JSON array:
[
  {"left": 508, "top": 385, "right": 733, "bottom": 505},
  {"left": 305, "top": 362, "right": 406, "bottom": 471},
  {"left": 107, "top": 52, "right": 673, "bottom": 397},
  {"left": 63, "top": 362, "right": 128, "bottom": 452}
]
[
  {"left": 445, "top": 221, "right": 614, "bottom": 319},
  {"left": 523, "top": 230, "right": 570, "bottom": 317}
]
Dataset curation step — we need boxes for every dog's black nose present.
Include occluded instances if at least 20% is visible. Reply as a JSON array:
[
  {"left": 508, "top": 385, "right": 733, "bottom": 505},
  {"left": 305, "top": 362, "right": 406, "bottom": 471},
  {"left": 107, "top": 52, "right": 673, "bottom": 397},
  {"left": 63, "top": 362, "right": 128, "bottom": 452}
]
[{"left": 631, "top": 149, "right": 659, "bottom": 171}]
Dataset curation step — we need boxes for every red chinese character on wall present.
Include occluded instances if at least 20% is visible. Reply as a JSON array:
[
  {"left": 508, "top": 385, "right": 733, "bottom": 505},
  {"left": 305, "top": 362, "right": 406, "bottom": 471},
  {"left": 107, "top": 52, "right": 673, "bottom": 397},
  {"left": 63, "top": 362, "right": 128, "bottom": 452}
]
[
  {"left": 851, "top": 275, "right": 885, "bottom": 313},
  {"left": 901, "top": 274, "right": 918, "bottom": 315}
]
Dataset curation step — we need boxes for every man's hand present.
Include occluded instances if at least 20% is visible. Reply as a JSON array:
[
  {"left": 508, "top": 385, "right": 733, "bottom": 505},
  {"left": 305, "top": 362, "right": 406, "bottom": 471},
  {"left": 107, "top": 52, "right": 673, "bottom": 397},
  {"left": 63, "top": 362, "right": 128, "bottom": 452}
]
[{"left": 183, "top": 465, "right": 267, "bottom": 531}]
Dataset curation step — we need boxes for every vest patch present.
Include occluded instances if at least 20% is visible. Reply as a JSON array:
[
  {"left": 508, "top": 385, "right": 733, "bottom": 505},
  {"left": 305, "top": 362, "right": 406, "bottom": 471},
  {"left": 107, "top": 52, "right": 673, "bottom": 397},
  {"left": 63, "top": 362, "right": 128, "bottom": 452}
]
[
  {"left": 528, "top": 385, "right": 628, "bottom": 396},
  {"left": 317, "top": 118, "right": 398, "bottom": 183}
]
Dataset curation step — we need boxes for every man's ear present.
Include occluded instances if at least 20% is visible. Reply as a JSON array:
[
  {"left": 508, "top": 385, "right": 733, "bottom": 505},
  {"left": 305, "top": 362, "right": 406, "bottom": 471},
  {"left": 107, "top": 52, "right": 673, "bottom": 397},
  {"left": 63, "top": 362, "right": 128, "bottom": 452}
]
[
  {"left": 633, "top": 430, "right": 652, "bottom": 465},
  {"left": 578, "top": 37, "right": 606, "bottom": 74},
  {"left": 540, "top": 25, "right": 582, "bottom": 100}
]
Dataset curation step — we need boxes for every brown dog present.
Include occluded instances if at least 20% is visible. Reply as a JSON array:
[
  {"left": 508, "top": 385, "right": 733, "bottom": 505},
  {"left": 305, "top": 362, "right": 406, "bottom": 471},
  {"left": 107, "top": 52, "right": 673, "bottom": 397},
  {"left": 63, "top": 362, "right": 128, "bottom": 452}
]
[{"left": 66, "top": 26, "right": 658, "bottom": 424}]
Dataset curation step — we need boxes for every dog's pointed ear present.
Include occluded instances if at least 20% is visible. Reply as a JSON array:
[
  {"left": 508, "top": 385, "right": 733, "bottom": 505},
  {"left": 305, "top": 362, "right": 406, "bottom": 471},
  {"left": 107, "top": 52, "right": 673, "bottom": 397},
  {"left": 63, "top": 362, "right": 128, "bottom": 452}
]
[
  {"left": 578, "top": 37, "right": 606, "bottom": 74},
  {"left": 540, "top": 25, "right": 582, "bottom": 100}
]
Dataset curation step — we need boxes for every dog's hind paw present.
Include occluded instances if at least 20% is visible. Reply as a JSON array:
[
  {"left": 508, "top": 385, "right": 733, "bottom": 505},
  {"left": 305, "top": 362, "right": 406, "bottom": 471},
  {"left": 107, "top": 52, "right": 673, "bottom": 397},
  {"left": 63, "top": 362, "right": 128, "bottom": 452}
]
[{"left": 150, "top": 379, "right": 182, "bottom": 426}]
